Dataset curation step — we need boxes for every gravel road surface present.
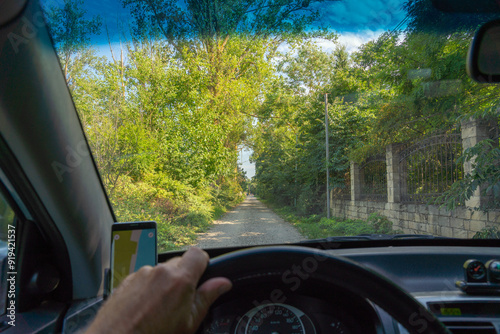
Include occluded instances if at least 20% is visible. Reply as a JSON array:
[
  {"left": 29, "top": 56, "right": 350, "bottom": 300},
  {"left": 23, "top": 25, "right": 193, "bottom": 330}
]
[{"left": 195, "top": 195, "right": 305, "bottom": 248}]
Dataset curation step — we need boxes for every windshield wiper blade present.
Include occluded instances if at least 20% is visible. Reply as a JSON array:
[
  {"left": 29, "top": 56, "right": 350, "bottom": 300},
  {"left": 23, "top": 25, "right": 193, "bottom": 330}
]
[
  {"left": 358, "top": 233, "right": 453, "bottom": 240},
  {"left": 299, "top": 234, "right": 452, "bottom": 244}
]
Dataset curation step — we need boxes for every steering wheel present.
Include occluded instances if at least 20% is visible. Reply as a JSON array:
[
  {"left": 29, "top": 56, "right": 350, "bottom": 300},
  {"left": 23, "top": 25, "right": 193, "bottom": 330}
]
[{"left": 199, "top": 246, "right": 450, "bottom": 334}]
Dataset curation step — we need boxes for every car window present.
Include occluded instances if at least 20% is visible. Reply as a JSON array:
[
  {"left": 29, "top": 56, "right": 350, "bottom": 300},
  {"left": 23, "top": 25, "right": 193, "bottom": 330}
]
[
  {"left": 0, "top": 191, "right": 15, "bottom": 315},
  {"left": 41, "top": 0, "right": 500, "bottom": 252}
]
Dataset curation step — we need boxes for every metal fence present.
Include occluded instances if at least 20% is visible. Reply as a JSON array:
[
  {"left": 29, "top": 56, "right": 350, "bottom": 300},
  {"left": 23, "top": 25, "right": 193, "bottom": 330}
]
[
  {"left": 360, "top": 154, "right": 387, "bottom": 201},
  {"left": 399, "top": 133, "right": 463, "bottom": 204}
]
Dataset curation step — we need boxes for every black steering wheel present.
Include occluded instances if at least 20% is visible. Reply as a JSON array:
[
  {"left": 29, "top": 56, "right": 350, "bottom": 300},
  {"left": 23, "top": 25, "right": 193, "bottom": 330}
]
[{"left": 199, "top": 246, "right": 450, "bottom": 334}]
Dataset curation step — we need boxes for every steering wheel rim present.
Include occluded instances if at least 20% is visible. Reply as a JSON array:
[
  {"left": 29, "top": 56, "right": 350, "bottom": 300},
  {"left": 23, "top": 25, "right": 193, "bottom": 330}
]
[{"left": 200, "top": 245, "right": 450, "bottom": 334}]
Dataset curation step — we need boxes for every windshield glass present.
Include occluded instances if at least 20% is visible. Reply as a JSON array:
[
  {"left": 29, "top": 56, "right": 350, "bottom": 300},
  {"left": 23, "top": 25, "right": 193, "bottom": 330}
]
[{"left": 41, "top": 0, "right": 500, "bottom": 251}]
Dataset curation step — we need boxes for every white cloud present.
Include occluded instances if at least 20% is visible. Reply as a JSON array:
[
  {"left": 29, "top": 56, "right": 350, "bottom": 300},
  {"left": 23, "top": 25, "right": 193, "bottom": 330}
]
[
  {"left": 337, "top": 30, "right": 385, "bottom": 53},
  {"left": 315, "top": 39, "right": 336, "bottom": 52}
]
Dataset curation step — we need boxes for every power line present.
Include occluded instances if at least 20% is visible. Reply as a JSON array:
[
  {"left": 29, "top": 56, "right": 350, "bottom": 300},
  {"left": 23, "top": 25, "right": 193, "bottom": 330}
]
[{"left": 391, "top": 13, "right": 411, "bottom": 34}]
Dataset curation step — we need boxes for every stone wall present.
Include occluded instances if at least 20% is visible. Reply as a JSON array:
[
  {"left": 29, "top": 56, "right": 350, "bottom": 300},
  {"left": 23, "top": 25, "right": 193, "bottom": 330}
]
[
  {"left": 331, "top": 118, "right": 500, "bottom": 238},
  {"left": 331, "top": 198, "right": 500, "bottom": 238}
]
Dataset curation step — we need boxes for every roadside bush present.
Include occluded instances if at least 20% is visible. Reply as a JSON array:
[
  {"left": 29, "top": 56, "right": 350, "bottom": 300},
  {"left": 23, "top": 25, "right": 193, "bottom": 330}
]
[
  {"left": 473, "top": 226, "right": 500, "bottom": 239},
  {"left": 212, "top": 179, "right": 245, "bottom": 208},
  {"left": 178, "top": 212, "right": 212, "bottom": 231},
  {"left": 156, "top": 221, "right": 196, "bottom": 251},
  {"left": 295, "top": 186, "right": 324, "bottom": 216},
  {"left": 313, "top": 217, "right": 375, "bottom": 238},
  {"left": 109, "top": 173, "right": 245, "bottom": 252},
  {"left": 367, "top": 213, "right": 394, "bottom": 234},
  {"left": 268, "top": 203, "right": 400, "bottom": 240},
  {"left": 212, "top": 206, "right": 227, "bottom": 220},
  {"left": 273, "top": 205, "right": 305, "bottom": 225}
]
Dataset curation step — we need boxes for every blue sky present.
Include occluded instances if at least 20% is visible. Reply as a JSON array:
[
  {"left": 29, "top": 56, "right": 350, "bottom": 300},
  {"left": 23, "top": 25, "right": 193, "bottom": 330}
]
[
  {"left": 239, "top": 148, "right": 255, "bottom": 179},
  {"left": 43, "top": 0, "right": 408, "bottom": 49},
  {"left": 41, "top": 0, "right": 411, "bottom": 62},
  {"left": 313, "top": 0, "right": 407, "bottom": 32},
  {"left": 312, "top": 0, "right": 407, "bottom": 52}
]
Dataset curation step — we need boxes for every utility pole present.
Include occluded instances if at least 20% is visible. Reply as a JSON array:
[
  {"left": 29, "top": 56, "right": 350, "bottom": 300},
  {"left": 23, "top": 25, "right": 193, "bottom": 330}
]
[
  {"left": 325, "top": 93, "right": 330, "bottom": 219},
  {"left": 294, "top": 131, "right": 298, "bottom": 207}
]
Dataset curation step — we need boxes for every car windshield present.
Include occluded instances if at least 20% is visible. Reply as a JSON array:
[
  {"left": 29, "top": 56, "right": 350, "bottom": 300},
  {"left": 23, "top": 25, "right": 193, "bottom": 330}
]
[{"left": 41, "top": 0, "right": 500, "bottom": 251}]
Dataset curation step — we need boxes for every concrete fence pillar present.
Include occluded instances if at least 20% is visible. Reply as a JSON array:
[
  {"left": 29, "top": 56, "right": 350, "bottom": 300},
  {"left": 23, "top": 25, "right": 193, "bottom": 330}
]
[
  {"left": 350, "top": 161, "right": 362, "bottom": 201},
  {"left": 461, "top": 118, "right": 499, "bottom": 208},
  {"left": 386, "top": 144, "right": 401, "bottom": 203}
]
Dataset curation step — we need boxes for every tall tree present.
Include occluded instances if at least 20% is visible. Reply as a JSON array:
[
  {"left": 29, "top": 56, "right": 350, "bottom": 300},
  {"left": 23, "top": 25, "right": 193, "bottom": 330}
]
[
  {"left": 44, "top": 0, "right": 101, "bottom": 85},
  {"left": 121, "top": 0, "right": 339, "bottom": 171}
]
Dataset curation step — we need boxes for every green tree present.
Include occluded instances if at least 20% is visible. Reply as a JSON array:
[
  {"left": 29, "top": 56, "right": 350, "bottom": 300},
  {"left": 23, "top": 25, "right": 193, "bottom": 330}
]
[
  {"left": 44, "top": 0, "right": 101, "bottom": 85},
  {"left": 121, "top": 0, "right": 340, "bottom": 174},
  {"left": 251, "top": 37, "right": 365, "bottom": 214}
]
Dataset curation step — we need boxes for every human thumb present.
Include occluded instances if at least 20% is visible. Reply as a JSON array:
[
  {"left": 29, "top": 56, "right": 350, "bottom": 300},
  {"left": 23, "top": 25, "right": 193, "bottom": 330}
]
[{"left": 194, "top": 277, "right": 232, "bottom": 322}]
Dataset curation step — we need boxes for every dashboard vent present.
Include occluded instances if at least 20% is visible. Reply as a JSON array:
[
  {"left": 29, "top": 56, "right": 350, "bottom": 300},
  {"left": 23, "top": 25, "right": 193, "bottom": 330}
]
[{"left": 442, "top": 321, "right": 497, "bottom": 334}]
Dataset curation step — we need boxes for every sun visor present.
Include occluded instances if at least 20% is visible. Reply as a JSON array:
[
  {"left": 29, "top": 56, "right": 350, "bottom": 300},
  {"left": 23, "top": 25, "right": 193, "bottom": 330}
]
[{"left": 0, "top": 0, "right": 28, "bottom": 26}]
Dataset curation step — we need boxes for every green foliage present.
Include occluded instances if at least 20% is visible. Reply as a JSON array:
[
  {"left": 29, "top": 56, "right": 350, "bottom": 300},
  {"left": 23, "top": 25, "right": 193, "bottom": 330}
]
[
  {"left": 110, "top": 176, "right": 201, "bottom": 251},
  {"left": 437, "top": 138, "right": 500, "bottom": 211},
  {"left": 251, "top": 35, "right": 365, "bottom": 214},
  {"left": 212, "top": 206, "right": 228, "bottom": 221},
  {"left": 473, "top": 226, "right": 500, "bottom": 239},
  {"left": 271, "top": 206, "right": 398, "bottom": 239},
  {"left": 46, "top": 0, "right": 339, "bottom": 251},
  {"left": 366, "top": 213, "right": 394, "bottom": 234},
  {"left": 110, "top": 175, "right": 243, "bottom": 252},
  {"left": 211, "top": 179, "right": 245, "bottom": 209},
  {"left": 123, "top": 0, "right": 335, "bottom": 43},
  {"left": 43, "top": 0, "right": 101, "bottom": 84},
  {"left": 296, "top": 187, "right": 317, "bottom": 216},
  {"left": 44, "top": 0, "right": 101, "bottom": 50},
  {"left": 252, "top": 20, "right": 500, "bottom": 215},
  {"left": 309, "top": 218, "right": 373, "bottom": 238}
]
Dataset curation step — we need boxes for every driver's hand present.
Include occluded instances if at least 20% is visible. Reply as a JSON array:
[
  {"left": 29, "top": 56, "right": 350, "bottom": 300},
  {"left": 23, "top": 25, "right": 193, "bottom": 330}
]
[{"left": 85, "top": 247, "right": 232, "bottom": 334}]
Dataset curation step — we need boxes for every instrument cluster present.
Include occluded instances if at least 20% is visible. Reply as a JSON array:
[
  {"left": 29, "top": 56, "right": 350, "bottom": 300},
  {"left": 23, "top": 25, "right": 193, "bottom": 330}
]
[{"left": 201, "top": 286, "right": 379, "bottom": 334}]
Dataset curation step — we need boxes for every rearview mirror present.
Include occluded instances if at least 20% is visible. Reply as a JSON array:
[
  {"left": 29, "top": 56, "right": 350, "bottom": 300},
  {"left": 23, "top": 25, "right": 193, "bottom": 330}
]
[{"left": 468, "top": 19, "right": 500, "bottom": 83}]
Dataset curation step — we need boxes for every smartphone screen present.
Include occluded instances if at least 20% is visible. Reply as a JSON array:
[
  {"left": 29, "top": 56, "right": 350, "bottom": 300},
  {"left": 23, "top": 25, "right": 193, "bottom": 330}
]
[{"left": 110, "top": 221, "right": 157, "bottom": 292}]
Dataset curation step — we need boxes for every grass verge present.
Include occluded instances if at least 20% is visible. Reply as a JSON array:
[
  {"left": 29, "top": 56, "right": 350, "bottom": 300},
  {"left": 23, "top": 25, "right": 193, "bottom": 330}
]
[{"left": 260, "top": 200, "right": 402, "bottom": 239}]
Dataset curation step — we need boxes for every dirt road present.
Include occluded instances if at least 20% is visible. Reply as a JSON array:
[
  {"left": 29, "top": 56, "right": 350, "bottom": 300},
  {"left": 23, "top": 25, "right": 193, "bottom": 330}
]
[{"left": 195, "top": 195, "right": 304, "bottom": 248}]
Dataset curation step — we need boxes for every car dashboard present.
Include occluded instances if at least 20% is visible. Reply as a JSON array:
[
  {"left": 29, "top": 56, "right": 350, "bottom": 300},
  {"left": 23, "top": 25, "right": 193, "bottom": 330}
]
[
  {"left": 333, "top": 246, "right": 500, "bottom": 334},
  {"left": 159, "top": 244, "right": 500, "bottom": 334},
  {"left": 202, "top": 279, "right": 380, "bottom": 333}
]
